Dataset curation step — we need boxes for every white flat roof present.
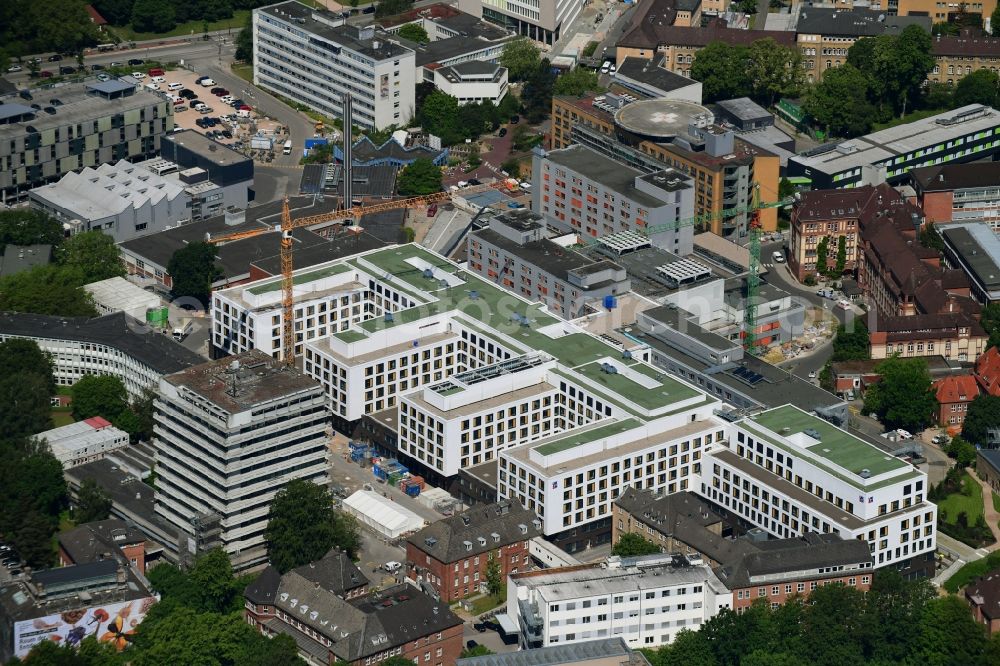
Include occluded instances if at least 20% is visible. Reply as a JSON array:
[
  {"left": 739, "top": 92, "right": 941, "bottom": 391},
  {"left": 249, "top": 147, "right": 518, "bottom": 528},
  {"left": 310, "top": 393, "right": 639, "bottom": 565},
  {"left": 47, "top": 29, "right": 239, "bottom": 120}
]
[{"left": 84, "top": 277, "right": 162, "bottom": 313}]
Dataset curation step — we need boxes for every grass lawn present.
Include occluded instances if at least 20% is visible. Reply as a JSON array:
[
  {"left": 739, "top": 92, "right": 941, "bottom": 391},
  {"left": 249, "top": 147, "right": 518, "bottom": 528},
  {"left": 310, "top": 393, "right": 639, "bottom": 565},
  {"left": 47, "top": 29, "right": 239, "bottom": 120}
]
[
  {"left": 231, "top": 63, "right": 253, "bottom": 83},
  {"left": 110, "top": 10, "right": 249, "bottom": 42},
  {"left": 463, "top": 592, "right": 505, "bottom": 616},
  {"left": 993, "top": 492, "right": 1000, "bottom": 514},
  {"left": 937, "top": 472, "right": 984, "bottom": 525},
  {"left": 50, "top": 410, "right": 75, "bottom": 427},
  {"left": 871, "top": 108, "right": 948, "bottom": 132},
  {"left": 944, "top": 550, "right": 1000, "bottom": 593}
]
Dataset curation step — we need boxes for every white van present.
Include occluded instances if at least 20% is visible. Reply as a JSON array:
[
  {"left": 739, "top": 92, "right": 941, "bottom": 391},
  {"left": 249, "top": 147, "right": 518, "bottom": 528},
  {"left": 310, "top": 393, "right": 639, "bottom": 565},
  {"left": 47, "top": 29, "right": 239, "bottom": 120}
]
[
  {"left": 167, "top": 82, "right": 183, "bottom": 90},
  {"left": 144, "top": 83, "right": 159, "bottom": 91},
  {"left": 150, "top": 76, "right": 165, "bottom": 84},
  {"left": 282, "top": 139, "right": 292, "bottom": 155}
]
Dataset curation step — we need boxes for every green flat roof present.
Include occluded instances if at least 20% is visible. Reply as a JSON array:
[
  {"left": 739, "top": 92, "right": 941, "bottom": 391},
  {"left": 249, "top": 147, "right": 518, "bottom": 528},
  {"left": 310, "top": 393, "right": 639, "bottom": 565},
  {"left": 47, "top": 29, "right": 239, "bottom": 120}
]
[
  {"left": 334, "top": 329, "right": 366, "bottom": 343},
  {"left": 246, "top": 263, "right": 351, "bottom": 295},
  {"left": 744, "top": 406, "right": 911, "bottom": 488},
  {"left": 534, "top": 418, "right": 641, "bottom": 456},
  {"left": 572, "top": 360, "right": 699, "bottom": 411}
]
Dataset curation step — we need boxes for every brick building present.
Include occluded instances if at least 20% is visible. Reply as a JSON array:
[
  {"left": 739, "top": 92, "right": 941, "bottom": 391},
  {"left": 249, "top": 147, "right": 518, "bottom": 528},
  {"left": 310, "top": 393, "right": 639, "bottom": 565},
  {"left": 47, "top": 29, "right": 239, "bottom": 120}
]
[
  {"left": 245, "top": 550, "right": 461, "bottom": 666},
  {"left": 788, "top": 186, "right": 876, "bottom": 281},
  {"left": 978, "top": 450, "right": 1000, "bottom": 497},
  {"left": 405, "top": 500, "right": 542, "bottom": 602},
  {"left": 714, "top": 533, "right": 875, "bottom": 612},
  {"left": 908, "top": 162, "right": 1000, "bottom": 231},
  {"left": 870, "top": 313, "right": 988, "bottom": 362},
  {"left": 975, "top": 346, "right": 1000, "bottom": 396},
  {"left": 933, "top": 374, "right": 980, "bottom": 429},
  {"left": 57, "top": 518, "right": 147, "bottom": 574},
  {"left": 966, "top": 570, "right": 1000, "bottom": 634},
  {"left": 930, "top": 32, "right": 1000, "bottom": 85}
]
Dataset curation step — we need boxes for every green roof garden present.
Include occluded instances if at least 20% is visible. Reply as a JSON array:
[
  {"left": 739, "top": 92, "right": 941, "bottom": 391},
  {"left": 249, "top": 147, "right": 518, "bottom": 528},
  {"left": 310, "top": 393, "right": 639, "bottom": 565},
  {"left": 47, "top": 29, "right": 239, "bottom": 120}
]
[
  {"left": 334, "top": 329, "right": 367, "bottom": 343},
  {"left": 745, "top": 406, "right": 912, "bottom": 488},
  {"left": 572, "top": 360, "right": 699, "bottom": 411},
  {"left": 534, "top": 418, "right": 641, "bottom": 456},
  {"left": 246, "top": 263, "right": 351, "bottom": 295}
]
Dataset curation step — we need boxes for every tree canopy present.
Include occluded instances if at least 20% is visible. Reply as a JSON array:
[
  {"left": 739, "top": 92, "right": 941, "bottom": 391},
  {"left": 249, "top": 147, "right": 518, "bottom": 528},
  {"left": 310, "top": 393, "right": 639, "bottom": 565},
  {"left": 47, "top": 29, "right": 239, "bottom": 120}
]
[
  {"left": 397, "top": 158, "right": 443, "bottom": 196},
  {"left": 691, "top": 41, "right": 751, "bottom": 102},
  {"left": 71, "top": 375, "right": 130, "bottom": 422},
  {"left": 954, "top": 69, "right": 1000, "bottom": 108},
  {"left": 397, "top": 23, "right": 429, "bottom": 43},
  {"left": 746, "top": 38, "right": 804, "bottom": 106},
  {"left": 0, "top": 339, "right": 56, "bottom": 439},
  {"left": 235, "top": 12, "right": 253, "bottom": 62},
  {"left": 804, "top": 64, "right": 876, "bottom": 138},
  {"left": 56, "top": 231, "right": 125, "bottom": 284},
  {"left": 167, "top": 242, "right": 223, "bottom": 308},
  {"left": 0, "top": 209, "right": 64, "bottom": 251},
  {"left": 846, "top": 26, "right": 935, "bottom": 120},
  {"left": 501, "top": 37, "right": 542, "bottom": 82},
  {"left": 264, "top": 479, "right": 361, "bottom": 573},
  {"left": 831, "top": 321, "right": 870, "bottom": 362},
  {"left": 522, "top": 60, "right": 556, "bottom": 124},
  {"left": 611, "top": 533, "right": 661, "bottom": 557},
  {"left": 0, "top": 438, "right": 68, "bottom": 568},
  {"left": 554, "top": 67, "right": 603, "bottom": 96},
  {"left": 863, "top": 356, "right": 937, "bottom": 432},
  {"left": 0, "top": 0, "right": 99, "bottom": 62},
  {"left": 981, "top": 305, "right": 1000, "bottom": 349},
  {"left": 74, "top": 478, "right": 113, "bottom": 524},
  {"left": 962, "top": 394, "right": 1000, "bottom": 448}
]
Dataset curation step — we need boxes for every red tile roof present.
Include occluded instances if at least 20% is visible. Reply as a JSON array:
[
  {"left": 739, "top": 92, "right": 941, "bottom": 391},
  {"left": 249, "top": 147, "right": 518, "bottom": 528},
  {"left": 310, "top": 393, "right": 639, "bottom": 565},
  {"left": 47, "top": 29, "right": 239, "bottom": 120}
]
[
  {"left": 84, "top": 416, "right": 112, "bottom": 429},
  {"left": 934, "top": 374, "right": 979, "bottom": 405},
  {"left": 975, "top": 346, "right": 1000, "bottom": 396},
  {"left": 85, "top": 4, "right": 107, "bottom": 24}
]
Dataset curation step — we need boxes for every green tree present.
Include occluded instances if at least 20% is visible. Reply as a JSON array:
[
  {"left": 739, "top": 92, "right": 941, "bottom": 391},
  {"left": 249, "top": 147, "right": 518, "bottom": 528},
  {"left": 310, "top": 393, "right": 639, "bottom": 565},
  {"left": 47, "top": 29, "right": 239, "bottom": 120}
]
[
  {"left": 954, "top": 69, "right": 1000, "bottom": 107},
  {"left": 815, "top": 236, "right": 829, "bottom": 274},
  {"left": 235, "top": 12, "right": 253, "bottom": 61},
  {"left": 0, "top": 209, "right": 64, "bottom": 251},
  {"left": 131, "top": 0, "right": 176, "bottom": 33},
  {"left": 800, "top": 584, "right": 866, "bottom": 666},
  {"left": 522, "top": 59, "right": 555, "bottom": 124},
  {"left": 945, "top": 436, "right": 978, "bottom": 468},
  {"left": 461, "top": 645, "right": 494, "bottom": 658},
  {"left": 397, "top": 158, "right": 443, "bottom": 196},
  {"left": 127, "top": 387, "right": 157, "bottom": 444},
  {"left": 962, "top": 394, "right": 1000, "bottom": 448},
  {"left": 71, "top": 374, "right": 129, "bottom": 421},
  {"left": 554, "top": 67, "right": 602, "bottom": 96},
  {"left": 925, "top": 81, "right": 954, "bottom": 109},
  {"left": 0, "top": 338, "right": 55, "bottom": 394},
  {"left": 397, "top": 22, "right": 429, "bottom": 43},
  {"left": 832, "top": 321, "right": 870, "bottom": 361},
  {"left": 611, "top": 532, "right": 661, "bottom": 557},
  {"left": 866, "top": 25, "right": 935, "bottom": 118},
  {"left": 56, "top": 231, "right": 125, "bottom": 283},
  {"left": 73, "top": 478, "right": 113, "bottom": 523},
  {"left": 863, "top": 356, "right": 937, "bottom": 432},
  {"left": 914, "top": 595, "right": 990, "bottom": 664},
  {"left": 746, "top": 38, "right": 804, "bottom": 106},
  {"left": 485, "top": 556, "right": 502, "bottom": 598},
  {"left": 0, "top": 373, "right": 53, "bottom": 438},
  {"left": 691, "top": 41, "right": 751, "bottom": 102},
  {"left": 804, "top": 64, "right": 874, "bottom": 137},
  {"left": 167, "top": 242, "right": 222, "bottom": 307},
  {"left": 501, "top": 37, "right": 541, "bottom": 82},
  {"left": 26, "top": 0, "right": 100, "bottom": 55},
  {"left": 265, "top": 479, "right": 361, "bottom": 573},
  {"left": 993, "top": 4, "right": 1000, "bottom": 35},
  {"left": 862, "top": 570, "right": 935, "bottom": 663},
  {"left": 835, "top": 235, "right": 847, "bottom": 274},
  {"left": 920, "top": 221, "right": 945, "bottom": 251},
  {"left": 0, "top": 440, "right": 67, "bottom": 569},
  {"left": 374, "top": 0, "right": 413, "bottom": 18},
  {"left": 0, "top": 264, "right": 98, "bottom": 317},
  {"left": 417, "top": 90, "right": 461, "bottom": 145},
  {"left": 16, "top": 634, "right": 126, "bottom": 665},
  {"left": 982, "top": 305, "right": 1000, "bottom": 349},
  {"left": 92, "top": 0, "right": 136, "bottom": 25}
]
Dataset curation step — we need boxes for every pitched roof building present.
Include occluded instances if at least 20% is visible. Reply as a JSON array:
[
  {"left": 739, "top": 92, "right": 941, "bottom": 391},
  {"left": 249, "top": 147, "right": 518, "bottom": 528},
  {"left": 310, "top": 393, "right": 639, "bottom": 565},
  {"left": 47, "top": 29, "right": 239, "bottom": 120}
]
[
  {"left": 966, "top": 570, "right": 1000, "bottom": 634},
  {"left": 406, "top": 500, "right": 542, "bottom": 601},
  {"left": 975, "top": 346, "right": 1000, "bottom": 396},
  {"left": 933, "top": 374, "right": 981, "bottom": 429},
  {"left": 57, "top": 518, "right": 148, "bottom": 574}
]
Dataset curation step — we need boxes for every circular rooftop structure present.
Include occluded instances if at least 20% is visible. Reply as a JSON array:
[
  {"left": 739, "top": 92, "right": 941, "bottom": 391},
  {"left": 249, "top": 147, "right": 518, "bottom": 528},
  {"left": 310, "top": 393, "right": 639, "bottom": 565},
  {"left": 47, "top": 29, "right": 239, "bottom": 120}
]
[{"left": 613, "top": 98, "right": 713, "bottom": 142}]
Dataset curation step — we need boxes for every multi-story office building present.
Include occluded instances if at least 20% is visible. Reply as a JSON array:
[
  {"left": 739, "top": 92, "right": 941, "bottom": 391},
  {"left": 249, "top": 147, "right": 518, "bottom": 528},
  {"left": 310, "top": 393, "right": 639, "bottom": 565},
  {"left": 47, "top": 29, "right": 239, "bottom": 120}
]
[
  {"left": 467, "top": 209, "right": 632, "bottom": 319},
  {"left": 0, "top": 79, "right": 173, "bottom": 204},
  {"left": 788, "top": 185, "right": 881, "bottom": 281},
  {"left": 941, "top": 223, "right": 1000, "bottom": 304},
  {"left": 701, "top": 405, "right": 937, "bottom": 577},
  {"left": 458, "top": 0, "right": 583, "bottom": 45},
  {"left": 911, "top": 162, "right": 1000, "bottom": 231},
  {"left": 794, "top": 9, "right": 930, "bottom": 82},
  {"left": 897, "top": 0, "right": 997, "bottom": 21},
  {"left": 787, "top": 105, "right": 1000, "bottom": 190},
  {"left": 153, "top": 350, "right": 330, "bottom": 570},
  {"left": 532, "top": 144, "right": 695, "bottom": 253},
  {"left": 550, "top": 95, "right": 780, "bottom": 239},
  {"left": 158, "top": 130, "right": 254, "bottom": 212},
  {"left": 0, "top": 311, "right": 203, "bottom": 398},
  {"left": 431, "top": 62, "right": 509, "bottom": 106},
  {"left": 508, "top": 553, "right": 732, "bottom": 649},
  {"left": 253, "top": 1, "right": 416, "bottom": 129}
]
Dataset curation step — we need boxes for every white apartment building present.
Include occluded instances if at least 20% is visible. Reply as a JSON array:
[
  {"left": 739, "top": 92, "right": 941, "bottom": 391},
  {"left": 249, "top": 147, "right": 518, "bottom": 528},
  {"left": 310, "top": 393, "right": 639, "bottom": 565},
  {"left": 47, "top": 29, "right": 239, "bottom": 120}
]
[
  {"left": 701, "top": 405, "right": 937, "bottom": 573},
  {"left": 153, "top": 350, "right": 330, "bottom": 571},
  {"left": 432, "top": 62, "right": 509, "bottom": 106},
  {"left": 508, "top": 553, "right": 731, "bottom": 649},
  {"left": 532, "top": 144, "right": 696, "bottom": 255},
  {"left": 459, "top": 0, "right": 584, "bottom": 45},
  {"left": 0, "top": 311, "right": 203, "bottom": 399},
  {"left": 35, "top": 417, "right": 130, "bottom": 469},
  {"left": 253, "top": 1, "right": 416, "bottom": 130}
]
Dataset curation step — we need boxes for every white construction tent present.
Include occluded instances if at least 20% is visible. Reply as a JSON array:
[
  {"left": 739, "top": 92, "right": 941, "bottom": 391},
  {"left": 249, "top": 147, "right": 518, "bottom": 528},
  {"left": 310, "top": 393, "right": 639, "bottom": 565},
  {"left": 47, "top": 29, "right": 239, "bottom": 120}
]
[{"left": 341, "top": 490, "right": 426, "bottom": 538}]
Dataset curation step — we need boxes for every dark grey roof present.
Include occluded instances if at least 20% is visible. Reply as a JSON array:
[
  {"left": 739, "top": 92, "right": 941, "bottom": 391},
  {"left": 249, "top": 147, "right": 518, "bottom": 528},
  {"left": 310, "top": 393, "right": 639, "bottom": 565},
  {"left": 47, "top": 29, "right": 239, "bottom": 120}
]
[
  {"left": 796, "top": 8, "right": 931, "bottom": 36},
  {"left": 248, "top": 226, "right": 390, "bottom": 275},
  {"left": 715, "top": 97, "right": 770, "bottom": 123},
  {"left": 58, "top": 518, "right": 144, "bottom": 567},
  {"left": 86, "top": 80, "right": 134, "bottom": 95},
  {"left": 290, "top": 549, "right": 367, "bottom": 597},
  {"left": 299, "top": 163, "right": 399, "bottom": 198},
  {"left": 471, "top": 229, "right": 624, "bottom": 291},
  {"left": 642, "top": 304, "right": 736, "bottom": 352},
  {"left": 0, "top": 103, "right": 35, "bottom": 123},
  {"left": 714, "top": 532, "right": 873, "bottom": 588},
  {"left": 457, "top": 638, "right": 648, "bottom": 665},
  {"left": 245, "top": 565, "right": 282, "bottom": 605},
  {"left": 0, "top": 311, "right": 204, "bottom": 375},
  {"left": 966, "top": 570, "right": 1000, "bottom": 621},
  {"left": 0, "top": 244, "right": 52, "bottom": 277},
  {"left": 350, "top": 137, "right": 446, "bottom": 164},
  {"left": 450, "top": 60, "right": 503, "bottom": 76},
  {"left": 979, "top": 449, "right": 1000, "bottom": 475},
  {"left": 941, "top": 225, "right": 1000, "bottom": 291},
  {"left": 543, "top": 145, "right": 668, "bottom": 208},
  {"left": 615, "top": 56, "right": 696, "bottom": 95},
  {"left": 910, "top": 162, "right": 1000, "bottom": 192},
  {"left": 407, "top": 500, "right": 541, "bottom": 563},
  {"left": 33, "top": 559, "right": 119, "bottom": 588},
  {"left": 164, "top": 130, "right": 250, "bottom": 169}
]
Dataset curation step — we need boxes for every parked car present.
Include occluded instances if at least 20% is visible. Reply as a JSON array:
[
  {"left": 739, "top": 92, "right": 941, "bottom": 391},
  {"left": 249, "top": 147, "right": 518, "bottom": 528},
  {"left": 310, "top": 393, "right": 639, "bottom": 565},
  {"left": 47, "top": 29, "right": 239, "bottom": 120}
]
[
  {"left": 362, "top": 5, "right": 376, "bottom": 12},
  {"left": 128, "top": 58, "right": 144, "bottom": 66},
  {"left": 96, "top": 73, "right": 110, "bottom": 82},
  {"left": 210, "top": 87, "right": 226, "bottom": 95},
  {"left": 150, "top": 75, "right": 165, "bottom": 84},
  {"left": 498, "top": 127, "right": 507, "bottom": 137},
  {"left": 131, "top": 71, "right": 146, "bottom": 80},
  {"left": 837, "top": 299, "right": 852, "bottom": 311},
  {"left": 198, "top": 106, "right": 214, "bottom": 114},
  {"left": 109, "top": 61, "right": 124, "bottom": 68},
  {"left": 510, "top": 114, "right": 520, "bottom": 124},
  {"left": 59, "top": 66, "right": 75, "bottom": 75},
  {"left": 148, "top": 67, "right": 165, "bottom": 77},
  {"left": 18, "top": 90, "right": 32, "bottom": 100},
  {"left": 466, "top": 640, "right": 479, "bottom": 650},
  {"left": 427, "top": 203, "right": 438, "bottom": 217},
  {"left": 220, "top": 129, "right": 233, "bottom": 139},
  {"left": 7, "top": 65, "right": 22, "bottom": 72},
  {"left": 180, "top": 88, "right": 196, "bottom": 99},
  {"left": 807, "top": 371, "right": 817, "bottom": 379},
  {"left": 932, "top": 434, "right": 950, "bottom": 445},
  {"left": 50, "top": 98, "right": 63, "bottom": 106},
  {"left": 168, "top": 82, "right": 183, "bottom": 90},
  {"left": 199, "top": 78, "right": 216, "bottom": 87},
  {"left": 47, "top": 54, "right": 63, "bottom": 62},
  {"left": 771, "top": 250, "right": 785, "bottom": 263},
  {"left": 91, "top": 63, "right": 105, "bottom": 71},
  {"left": 39, "top": 71, "right": 53, "bottom": 78}
]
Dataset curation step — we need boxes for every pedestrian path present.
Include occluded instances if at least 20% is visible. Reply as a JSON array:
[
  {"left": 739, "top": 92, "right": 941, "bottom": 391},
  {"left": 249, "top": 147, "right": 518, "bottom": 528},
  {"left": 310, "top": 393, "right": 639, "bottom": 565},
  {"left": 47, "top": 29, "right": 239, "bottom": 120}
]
[{"left": 966, "top": 467, "right": 1000, "bottom": 551}]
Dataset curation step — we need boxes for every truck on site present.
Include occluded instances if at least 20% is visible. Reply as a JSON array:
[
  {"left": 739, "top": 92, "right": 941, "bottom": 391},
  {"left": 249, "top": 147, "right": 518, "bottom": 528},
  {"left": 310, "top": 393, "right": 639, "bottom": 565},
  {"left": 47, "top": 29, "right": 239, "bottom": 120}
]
[
  {"left": 172, "top": 318, "right": 193, "bottom": 341},
  {"left": 283, "top": 139, "right": 292, "bottom": 155}
]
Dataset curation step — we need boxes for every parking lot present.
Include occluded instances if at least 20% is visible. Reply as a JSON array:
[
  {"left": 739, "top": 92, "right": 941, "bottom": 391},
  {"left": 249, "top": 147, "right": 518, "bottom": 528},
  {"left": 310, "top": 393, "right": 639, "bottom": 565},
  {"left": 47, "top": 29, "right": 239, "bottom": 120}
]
[{"left": 131, "top": 67, "right": 287, "bottom": 159}]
